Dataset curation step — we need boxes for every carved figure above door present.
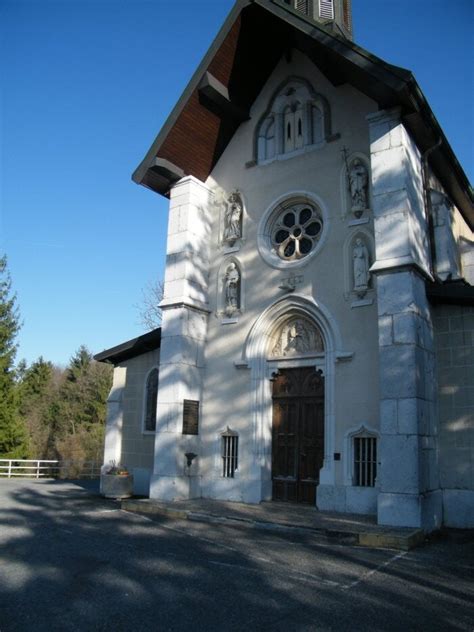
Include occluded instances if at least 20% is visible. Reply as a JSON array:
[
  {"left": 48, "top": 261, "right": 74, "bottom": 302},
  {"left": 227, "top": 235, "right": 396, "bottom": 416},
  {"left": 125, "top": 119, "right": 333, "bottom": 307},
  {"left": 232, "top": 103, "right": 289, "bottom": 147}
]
[{"left": 270, "top": 317, "right": 324, "bottom": 357}]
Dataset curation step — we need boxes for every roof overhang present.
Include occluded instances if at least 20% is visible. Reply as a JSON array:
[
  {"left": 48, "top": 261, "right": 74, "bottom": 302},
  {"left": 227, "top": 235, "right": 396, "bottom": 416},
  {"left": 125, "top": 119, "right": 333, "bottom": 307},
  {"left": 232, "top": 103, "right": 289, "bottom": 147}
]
[
  {"left": 133, "top": 0, "right": 473, "bottom": 228},
  {"left": 94, "top": 328, "right": 161, "bottom": 365},
  {"left": 426, "top": 281, "right": 474, "bottom": 306}
]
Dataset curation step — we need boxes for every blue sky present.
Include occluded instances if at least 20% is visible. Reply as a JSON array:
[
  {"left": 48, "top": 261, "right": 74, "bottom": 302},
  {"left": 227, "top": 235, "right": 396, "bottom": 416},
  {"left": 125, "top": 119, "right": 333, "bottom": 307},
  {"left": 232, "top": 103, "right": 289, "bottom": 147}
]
[{"left": 1, "top": 0, "right": 473, "bottom": 367}]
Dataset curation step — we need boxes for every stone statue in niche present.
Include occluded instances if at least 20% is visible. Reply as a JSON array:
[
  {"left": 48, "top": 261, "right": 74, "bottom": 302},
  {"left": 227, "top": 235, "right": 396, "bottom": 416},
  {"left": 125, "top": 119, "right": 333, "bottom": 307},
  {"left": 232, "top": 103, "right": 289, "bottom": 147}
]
[
  {"left": 352, "top": 238, "right": 370, "bottom": 297},
  {"left": 271, "top": 318, "right": 324, "bottom": 357},
  {"left": 223, "top": 191, "right": 243, "bottom": 246},
  {"left": 431, "top": 191, "right": 461, "bottom": 281},
  {"left": 348, "top": 159, "right": 369, "bottom": 217},
  {"left": 224, "top": 262, "right": 240, "bottom": 316}
]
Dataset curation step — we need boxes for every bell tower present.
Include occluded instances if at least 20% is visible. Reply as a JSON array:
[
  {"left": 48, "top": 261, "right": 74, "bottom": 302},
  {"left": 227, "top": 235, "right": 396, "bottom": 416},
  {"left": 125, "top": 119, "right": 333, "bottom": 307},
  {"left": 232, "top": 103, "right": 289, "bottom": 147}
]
[{"left": 282, "top": 0, "right": 353, "bottom": 41}]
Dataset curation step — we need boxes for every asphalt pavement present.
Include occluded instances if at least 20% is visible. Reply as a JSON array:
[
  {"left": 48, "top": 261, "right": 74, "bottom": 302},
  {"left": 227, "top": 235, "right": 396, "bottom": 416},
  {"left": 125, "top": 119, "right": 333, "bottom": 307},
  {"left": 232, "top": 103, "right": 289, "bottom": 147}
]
[{"left": 0, "top": 479, "right": 472, "bottom": 631}]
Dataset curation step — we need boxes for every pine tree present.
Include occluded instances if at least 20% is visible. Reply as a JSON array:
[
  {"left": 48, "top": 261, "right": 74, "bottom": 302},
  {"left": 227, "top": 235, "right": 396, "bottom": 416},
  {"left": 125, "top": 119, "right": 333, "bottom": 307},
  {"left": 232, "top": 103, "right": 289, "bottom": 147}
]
[
  {"left": 54, "top": 346, "right": 112, "bottom": 464},
  {"left": 0, "top": 255, "right": 28, "bottom": 457},
  {"left": 17, "top": 357, "right": 55, "bottom": 457}
]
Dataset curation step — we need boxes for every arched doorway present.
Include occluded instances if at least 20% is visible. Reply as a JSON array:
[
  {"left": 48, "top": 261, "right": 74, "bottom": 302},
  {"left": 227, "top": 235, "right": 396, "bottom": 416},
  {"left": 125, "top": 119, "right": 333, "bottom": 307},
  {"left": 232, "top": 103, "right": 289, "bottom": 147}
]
[
  {"left": 271, "top": 367, "right": 325, "bottom": 504},
  {"left": 239, "top": 295, "right": 352, "bottom": 505}
]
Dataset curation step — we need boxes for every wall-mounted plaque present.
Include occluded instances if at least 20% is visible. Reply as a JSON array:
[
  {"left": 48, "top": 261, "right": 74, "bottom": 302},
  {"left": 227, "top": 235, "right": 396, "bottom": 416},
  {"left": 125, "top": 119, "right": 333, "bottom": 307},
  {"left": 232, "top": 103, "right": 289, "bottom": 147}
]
[{"left": 182, "top": 400, "right": 199, "bottom": 435}]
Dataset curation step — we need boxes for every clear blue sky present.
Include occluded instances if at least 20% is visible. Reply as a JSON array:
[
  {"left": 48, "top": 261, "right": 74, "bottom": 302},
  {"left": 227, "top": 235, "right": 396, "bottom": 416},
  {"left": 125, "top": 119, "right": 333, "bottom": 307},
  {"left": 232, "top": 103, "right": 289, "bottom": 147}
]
[{"left": 1, "top": 0, "right": 473, "bottom": 367}]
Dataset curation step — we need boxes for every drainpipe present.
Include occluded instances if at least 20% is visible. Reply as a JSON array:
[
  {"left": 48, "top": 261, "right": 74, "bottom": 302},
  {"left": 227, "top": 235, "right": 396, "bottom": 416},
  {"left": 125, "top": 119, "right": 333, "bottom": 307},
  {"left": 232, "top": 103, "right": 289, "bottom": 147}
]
[{"left": 421, "top": 137, "right": 443, "bottom": 280}]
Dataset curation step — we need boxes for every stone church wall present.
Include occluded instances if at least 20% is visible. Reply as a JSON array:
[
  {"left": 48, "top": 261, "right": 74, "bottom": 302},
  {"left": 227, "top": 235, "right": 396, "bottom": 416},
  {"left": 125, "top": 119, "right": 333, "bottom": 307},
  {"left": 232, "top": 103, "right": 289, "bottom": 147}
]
[
  {"left": 433, "top": 304, "right": 474, "bottom": 527},
  {"left": 103, "top": 349, "right": 159, "bottom": 495},
  {"left": 197, "top": 50, "right": 381, "bottom": 509}
]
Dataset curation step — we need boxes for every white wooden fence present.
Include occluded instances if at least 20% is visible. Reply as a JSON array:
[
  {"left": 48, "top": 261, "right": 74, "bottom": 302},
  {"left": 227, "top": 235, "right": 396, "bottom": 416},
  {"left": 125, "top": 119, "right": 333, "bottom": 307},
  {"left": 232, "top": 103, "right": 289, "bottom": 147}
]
[{"left": 0, "top": 459, "right": 101, "bottom": 479}]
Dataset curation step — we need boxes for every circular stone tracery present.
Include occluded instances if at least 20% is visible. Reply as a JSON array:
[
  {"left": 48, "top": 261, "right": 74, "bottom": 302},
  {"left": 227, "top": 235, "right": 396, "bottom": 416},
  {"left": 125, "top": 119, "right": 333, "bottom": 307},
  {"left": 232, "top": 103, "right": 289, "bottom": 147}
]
[{"left": 271, "top": 203, "right": 323, "bottom": 261}]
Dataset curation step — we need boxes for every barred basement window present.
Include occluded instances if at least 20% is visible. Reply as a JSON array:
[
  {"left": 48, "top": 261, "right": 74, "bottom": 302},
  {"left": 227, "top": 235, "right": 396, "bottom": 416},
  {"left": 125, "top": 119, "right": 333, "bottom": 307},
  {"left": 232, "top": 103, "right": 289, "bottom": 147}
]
[
  {"left": 222, "top": 428, "right": 239, "bottom": 478},
  {"left": 354, "top": 436, "right": 377, "bottom": 486}
]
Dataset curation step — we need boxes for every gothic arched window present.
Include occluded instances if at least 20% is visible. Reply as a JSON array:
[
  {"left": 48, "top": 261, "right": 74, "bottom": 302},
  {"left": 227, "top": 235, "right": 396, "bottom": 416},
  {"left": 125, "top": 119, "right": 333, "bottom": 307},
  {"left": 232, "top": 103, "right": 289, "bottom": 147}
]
[
  {"left": 311, "top": 104, "right": 323, "bottom": 144},
  {"left": 143, "top": 368, "right": 159, "bottom": 432},
  {"left": 257, "top": 116, "right": 276, "bottom": 161}
]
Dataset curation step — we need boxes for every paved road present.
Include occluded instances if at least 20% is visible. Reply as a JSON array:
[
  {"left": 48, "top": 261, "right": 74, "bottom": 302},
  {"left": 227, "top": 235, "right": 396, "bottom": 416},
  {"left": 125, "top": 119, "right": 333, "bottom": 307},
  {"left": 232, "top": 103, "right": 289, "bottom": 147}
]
[{"left": 0, "top": 480, "right": 473, "bottom": 631}]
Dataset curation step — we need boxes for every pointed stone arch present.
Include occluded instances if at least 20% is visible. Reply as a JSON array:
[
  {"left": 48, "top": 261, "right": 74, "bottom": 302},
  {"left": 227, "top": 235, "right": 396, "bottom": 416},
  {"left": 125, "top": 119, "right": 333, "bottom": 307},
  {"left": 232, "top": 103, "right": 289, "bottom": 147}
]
[
  {"left": 240, "top": 294, "right": 346, "bottom": 365},
  {"left": 236, "top": 295, "right": 353, "bottom": 504}
]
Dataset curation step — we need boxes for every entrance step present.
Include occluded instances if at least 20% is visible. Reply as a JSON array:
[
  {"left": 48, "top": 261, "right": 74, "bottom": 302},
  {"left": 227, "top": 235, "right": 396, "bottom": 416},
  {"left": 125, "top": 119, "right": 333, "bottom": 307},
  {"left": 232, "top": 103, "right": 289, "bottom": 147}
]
[{"left": 121, "top": 498, "right": 424, "bottom": 551}]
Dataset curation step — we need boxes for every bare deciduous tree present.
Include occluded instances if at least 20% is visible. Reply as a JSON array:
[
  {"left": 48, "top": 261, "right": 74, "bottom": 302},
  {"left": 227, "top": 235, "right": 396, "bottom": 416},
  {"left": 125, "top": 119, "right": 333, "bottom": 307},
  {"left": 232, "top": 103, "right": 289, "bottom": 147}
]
[{"left": 136, "top": 279, "right": 164, "bottom": 331}]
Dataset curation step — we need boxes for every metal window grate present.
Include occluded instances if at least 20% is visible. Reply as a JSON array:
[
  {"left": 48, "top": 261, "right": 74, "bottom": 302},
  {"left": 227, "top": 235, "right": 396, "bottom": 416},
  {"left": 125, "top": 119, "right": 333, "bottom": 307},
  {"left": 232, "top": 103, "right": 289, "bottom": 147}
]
[
  {"left": 222, "top": 433, "right": 239, "bottom": 478},
  {"left": 319, "top": 0, "right": 334, "bottom": 19},
  {"left": 354, "top": 437, "right": 377, "bottom": 486}
]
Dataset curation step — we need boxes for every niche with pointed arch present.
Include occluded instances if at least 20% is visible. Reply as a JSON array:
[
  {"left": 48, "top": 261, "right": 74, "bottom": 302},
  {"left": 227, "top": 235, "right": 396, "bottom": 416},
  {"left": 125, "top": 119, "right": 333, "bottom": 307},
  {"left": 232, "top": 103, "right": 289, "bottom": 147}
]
[{"left": 217, "top": 258, "right": 243, "bottom": 321}]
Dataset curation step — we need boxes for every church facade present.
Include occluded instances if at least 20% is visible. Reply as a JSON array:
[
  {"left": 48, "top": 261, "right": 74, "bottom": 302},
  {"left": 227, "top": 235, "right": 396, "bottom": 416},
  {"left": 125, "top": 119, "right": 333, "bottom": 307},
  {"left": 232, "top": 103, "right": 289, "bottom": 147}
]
[{"left": 96, "top": 0, "right": 474, "bottom": 531}]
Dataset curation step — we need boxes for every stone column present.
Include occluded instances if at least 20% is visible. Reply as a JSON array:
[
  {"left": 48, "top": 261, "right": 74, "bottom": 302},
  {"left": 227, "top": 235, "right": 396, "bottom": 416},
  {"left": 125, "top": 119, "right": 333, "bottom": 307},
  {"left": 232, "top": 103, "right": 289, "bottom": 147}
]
[
  {"left": 149, "top": 176, "right": 213, "bottom": 501},
  {"left": 367, "top": 108, "right": 442, "bottom": 530}
]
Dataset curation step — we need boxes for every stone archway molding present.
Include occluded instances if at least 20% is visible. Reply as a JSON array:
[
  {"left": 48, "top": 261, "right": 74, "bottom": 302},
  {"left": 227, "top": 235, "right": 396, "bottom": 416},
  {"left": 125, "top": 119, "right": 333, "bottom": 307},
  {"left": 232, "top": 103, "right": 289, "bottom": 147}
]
[
  {"left": 234, "top": 294, "right": 353, "bottom": 503},
  {"left": 236, "top": 294, "right": 352, "bottom": 367}
]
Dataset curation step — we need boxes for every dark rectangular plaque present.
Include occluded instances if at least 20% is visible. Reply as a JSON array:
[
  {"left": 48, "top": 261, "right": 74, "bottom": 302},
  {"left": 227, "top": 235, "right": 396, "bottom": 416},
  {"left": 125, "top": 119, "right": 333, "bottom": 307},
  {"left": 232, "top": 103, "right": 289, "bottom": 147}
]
[{"left": 182, "top": 400, "right": 199, "bottom": 435}]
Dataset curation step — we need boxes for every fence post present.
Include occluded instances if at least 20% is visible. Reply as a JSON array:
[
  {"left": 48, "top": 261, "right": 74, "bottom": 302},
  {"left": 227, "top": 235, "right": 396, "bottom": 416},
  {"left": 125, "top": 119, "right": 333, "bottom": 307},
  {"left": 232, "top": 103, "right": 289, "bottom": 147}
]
[
  {"left": 8, "top": 460, "right": 12, "bottom": 478},
  {"left": 36, "top": 460, "right": 40, "bottom": 479}
]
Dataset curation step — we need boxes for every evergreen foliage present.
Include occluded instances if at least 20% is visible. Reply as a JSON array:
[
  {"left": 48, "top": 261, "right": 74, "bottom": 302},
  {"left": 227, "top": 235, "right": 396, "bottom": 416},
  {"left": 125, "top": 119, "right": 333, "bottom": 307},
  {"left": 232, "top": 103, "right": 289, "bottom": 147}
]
[
  {"left": 0, "top": 255, "right": 28, "bottom": 458},
  {"left": 0, "top": 254, "right": 113, "bottom": 467},
  {"left": 17, "top": 348, "right": 112, "bottom": 465}
]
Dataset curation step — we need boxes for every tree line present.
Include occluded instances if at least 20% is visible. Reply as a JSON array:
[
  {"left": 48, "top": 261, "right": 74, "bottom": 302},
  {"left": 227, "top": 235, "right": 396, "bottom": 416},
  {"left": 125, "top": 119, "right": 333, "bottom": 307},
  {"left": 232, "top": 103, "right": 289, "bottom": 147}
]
[{"left": 0, "top": 255, "right": 112, "bottom": 465}]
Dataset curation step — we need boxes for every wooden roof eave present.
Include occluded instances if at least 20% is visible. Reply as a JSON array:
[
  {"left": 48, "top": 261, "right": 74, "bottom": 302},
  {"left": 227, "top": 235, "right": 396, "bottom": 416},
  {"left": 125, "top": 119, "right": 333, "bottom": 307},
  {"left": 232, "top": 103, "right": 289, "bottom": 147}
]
[
  {"left": 131, "top": 0, "right": 252, "bottom": 193},
  {"left": 132, "top": 0, "right": 411, "bottom": 196}
]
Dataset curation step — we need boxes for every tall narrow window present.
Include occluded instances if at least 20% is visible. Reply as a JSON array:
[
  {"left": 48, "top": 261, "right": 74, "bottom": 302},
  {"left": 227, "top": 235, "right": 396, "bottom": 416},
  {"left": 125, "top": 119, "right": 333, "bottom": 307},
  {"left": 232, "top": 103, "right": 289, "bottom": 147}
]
[
  {"left": 144, "top": 368, "right": 158, "bottom": 432},
  {"left": 283, "top": 106, "right": 294, "bottom": 153},
  {"left": 258, "top": 116, "right": 275, "bottom": 161},
  {"left": 353, "top": 436, "right": 377, "bottom": 487},
  {"left": 295, "top": 103, "right": 304, "bottom": 149},
  {"left": 222, "top": 429, "right": 239, "bottom": 478},
  {"left": 311, "top": 104, "right": 323, "bottom": 144}
]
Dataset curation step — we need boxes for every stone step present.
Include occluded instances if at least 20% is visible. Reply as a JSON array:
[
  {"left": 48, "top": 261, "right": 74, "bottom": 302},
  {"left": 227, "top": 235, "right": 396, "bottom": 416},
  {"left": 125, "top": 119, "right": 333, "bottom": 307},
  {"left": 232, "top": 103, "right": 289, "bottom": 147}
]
[{"left": 121, "top": 498, "right": 424, "bottom": 551}]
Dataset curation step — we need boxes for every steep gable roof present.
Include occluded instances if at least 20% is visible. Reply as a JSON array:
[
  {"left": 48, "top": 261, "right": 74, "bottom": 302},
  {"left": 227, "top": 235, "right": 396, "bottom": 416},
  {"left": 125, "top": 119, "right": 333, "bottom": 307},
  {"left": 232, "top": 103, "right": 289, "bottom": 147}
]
[{"left": 132, "top": 0, "right": 473, "bottom": 228}]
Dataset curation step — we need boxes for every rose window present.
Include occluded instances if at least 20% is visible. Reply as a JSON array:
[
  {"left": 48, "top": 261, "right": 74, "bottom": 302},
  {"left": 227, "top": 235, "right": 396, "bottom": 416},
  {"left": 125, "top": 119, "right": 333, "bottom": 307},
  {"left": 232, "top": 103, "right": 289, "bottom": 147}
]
[{"left": 271, "top": 203, "right": 323, "bottom": 261}]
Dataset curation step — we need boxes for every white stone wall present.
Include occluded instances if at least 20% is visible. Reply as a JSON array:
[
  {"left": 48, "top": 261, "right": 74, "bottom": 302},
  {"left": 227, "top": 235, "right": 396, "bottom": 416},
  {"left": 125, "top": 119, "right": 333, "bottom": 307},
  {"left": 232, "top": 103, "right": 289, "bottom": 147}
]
[
  {"left": 433, "top": 304, "right": 474, "bottom": 528},
  {"left": 150, "top": 177, "right": 213, "bottom": 501},
  {"left": 103, "top": 349, "right": 159, "bottom": 496},
  {"left": 196, "top": 51, "right": 381, "bottom": 510}
]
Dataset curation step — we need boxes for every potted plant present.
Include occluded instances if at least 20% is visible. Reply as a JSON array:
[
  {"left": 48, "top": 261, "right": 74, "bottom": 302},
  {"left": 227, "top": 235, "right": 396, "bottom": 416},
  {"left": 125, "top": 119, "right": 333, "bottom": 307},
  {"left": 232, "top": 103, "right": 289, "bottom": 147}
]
[{"left": 100, "top": 461, "right": 134, "bottom": 499}]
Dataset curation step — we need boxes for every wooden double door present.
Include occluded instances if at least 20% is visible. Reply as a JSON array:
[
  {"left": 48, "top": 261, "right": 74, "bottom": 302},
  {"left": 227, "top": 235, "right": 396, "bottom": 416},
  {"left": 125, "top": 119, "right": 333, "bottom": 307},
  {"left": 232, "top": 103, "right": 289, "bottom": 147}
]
[{"left": 271, "top": 367, "right": 324, "bottom": 504}]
